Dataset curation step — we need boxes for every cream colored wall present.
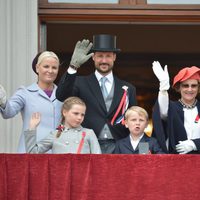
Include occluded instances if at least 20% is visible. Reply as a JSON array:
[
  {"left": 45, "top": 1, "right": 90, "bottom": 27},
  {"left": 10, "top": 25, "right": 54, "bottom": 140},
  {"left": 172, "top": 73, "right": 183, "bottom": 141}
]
[{"left": 0, "top": 0, "right": 38, "bottom": 152}]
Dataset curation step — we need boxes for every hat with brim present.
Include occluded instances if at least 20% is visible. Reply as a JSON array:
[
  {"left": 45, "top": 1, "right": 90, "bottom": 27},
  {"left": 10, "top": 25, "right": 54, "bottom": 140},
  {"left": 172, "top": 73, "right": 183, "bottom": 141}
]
[
  {"left": 173, "top": 66, "right": 200, "bottom": 87},
  {"left": 91, "top": 34, "right": 121, "bottom": 53},
  {"left": 32, "top": 52, "right": 42, "bottom": 74}
]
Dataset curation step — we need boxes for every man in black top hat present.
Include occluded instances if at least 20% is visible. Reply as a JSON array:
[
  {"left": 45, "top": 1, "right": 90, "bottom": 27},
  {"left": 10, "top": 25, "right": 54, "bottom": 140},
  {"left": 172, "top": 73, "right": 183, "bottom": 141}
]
[{"left": 56, "top": 34, "right": 137, "bottom": 153}]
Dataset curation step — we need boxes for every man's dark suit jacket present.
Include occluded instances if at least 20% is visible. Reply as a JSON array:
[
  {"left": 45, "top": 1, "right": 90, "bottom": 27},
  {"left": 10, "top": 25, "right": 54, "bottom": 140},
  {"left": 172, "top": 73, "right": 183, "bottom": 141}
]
[
  {"left": 56, "top": 72, "right": 137, "bottom": 140},
  {"left": 114, "top": 134, "right": 164, "bottom": 154}
]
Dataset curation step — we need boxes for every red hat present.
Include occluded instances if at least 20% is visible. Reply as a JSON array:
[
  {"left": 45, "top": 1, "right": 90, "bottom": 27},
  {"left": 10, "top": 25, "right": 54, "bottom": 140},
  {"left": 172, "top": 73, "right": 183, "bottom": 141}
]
[
  {"left": 32, "top": 52, "right": 42, "bottom": 74},
  {"left": 173, "top": 66, "right": 200, "bottom": 87}
]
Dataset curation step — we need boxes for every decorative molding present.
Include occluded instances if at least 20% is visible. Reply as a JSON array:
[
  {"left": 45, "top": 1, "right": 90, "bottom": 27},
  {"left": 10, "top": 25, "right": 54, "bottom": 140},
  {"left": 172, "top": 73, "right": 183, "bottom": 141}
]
[{"left": 48, "top": 0, "right": 119, "bottom": 3}]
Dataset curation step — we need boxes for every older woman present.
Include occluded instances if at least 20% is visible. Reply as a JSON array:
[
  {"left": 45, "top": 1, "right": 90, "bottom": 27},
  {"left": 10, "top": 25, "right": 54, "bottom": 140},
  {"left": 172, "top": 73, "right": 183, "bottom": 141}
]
[
  {"left": 0, "top": 51, "right": 63, "bottom": 152},
  {"left": 152, "top": 61, "right": 200, "bottom": 154}
]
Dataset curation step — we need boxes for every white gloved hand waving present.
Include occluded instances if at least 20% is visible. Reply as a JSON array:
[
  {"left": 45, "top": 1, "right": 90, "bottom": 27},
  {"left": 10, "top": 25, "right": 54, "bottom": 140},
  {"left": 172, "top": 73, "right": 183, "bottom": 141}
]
[
  {"left": 152, "top": 61, "right": 170, "bottom": 91},
  {"left": 0, "top": 84, "right": 7, "bottom": 108},
  {"left": 176, "top": 140, "right": 196, "bottom": 154}
]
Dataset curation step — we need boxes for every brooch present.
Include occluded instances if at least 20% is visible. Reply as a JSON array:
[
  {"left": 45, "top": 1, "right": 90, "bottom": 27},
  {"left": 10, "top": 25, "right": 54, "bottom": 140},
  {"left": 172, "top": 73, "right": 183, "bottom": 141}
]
[{"left": 56, "top": 124, "right": 65, "bottom": 132}]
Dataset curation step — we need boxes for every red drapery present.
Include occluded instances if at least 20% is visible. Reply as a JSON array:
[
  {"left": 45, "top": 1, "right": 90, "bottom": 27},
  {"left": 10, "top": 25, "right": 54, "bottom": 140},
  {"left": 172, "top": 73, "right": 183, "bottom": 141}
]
[{"left": 0, "top": 154, "right": 200, "bottom": 200}]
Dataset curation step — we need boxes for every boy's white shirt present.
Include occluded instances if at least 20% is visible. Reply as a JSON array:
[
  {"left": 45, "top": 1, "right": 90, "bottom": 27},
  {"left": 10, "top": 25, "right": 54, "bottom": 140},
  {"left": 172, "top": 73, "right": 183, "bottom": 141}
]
[{"left": 130, "top": 133, "right": 144, "bottom": 150}]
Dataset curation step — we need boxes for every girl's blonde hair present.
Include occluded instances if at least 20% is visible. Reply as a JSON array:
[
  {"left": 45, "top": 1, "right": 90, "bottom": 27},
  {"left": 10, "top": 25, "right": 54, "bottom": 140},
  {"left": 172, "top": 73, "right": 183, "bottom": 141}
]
[
  {"left": 125, "top": 106, "right": 149, "bottom": 121},
  {"left": 56, "top": 97, "right": 86, "bottom": 137}
]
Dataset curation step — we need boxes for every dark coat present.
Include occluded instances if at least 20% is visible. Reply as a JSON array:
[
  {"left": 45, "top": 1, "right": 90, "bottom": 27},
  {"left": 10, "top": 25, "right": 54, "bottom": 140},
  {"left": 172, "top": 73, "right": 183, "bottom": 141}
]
[
  {"left": 56, "top": 72, "right": 137, "bottom": 140},
  {"left": 114, "top": 134, "right": 164, "bottom": 154},
  {"left": 152, "top": 100, "right": 200, "bottom": 154}
]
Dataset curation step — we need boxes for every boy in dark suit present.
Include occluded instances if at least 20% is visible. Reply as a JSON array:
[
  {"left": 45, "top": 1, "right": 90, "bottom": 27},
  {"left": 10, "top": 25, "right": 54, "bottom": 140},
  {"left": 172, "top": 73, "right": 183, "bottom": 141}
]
[{"left": 114, "top": 106, "right": 164, "bottom": 154}]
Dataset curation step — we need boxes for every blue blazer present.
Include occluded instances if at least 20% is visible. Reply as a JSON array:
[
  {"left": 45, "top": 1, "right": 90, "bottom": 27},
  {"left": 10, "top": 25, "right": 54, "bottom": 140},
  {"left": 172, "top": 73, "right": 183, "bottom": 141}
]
[{"left": 114, "top": 134, "right": 164, "bottom": 154}]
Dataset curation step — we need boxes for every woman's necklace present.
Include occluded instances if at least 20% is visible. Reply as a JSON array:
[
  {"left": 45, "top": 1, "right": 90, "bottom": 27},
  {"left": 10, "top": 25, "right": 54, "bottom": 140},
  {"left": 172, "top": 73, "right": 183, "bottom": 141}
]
[{"left": 179, "top": 99, "right": 197, "bottom": 109}]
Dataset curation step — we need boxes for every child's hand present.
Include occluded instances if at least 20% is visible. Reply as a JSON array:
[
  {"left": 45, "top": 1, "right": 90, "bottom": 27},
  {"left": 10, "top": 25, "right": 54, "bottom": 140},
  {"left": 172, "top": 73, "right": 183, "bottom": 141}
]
[{"left": 29, "top": 112, "right": 41, "bottom": 130}]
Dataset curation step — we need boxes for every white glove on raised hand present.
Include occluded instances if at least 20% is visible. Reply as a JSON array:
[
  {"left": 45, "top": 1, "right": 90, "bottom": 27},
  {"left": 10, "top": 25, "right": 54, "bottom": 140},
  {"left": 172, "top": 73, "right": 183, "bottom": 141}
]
[
  {"left": 0, "top": 84, "right": 7, "bottom": 108},
  {"left": 70, "top": 39, "right": 94, "bottom": 69},
  {"left": 176, "top": 140, "right": 196, "bottom": 154},
  {"left": 152, "top": 61, "right": 170, "bottom": 91}
]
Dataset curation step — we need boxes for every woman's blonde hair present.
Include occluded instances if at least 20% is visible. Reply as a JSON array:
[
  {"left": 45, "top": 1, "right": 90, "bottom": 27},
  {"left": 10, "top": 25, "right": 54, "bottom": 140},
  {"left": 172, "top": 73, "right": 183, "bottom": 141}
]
[
  {"left": 125, "top": 106, "right": 149, "bottom": 121},
  {"left": 37, "top": 51, "right": 59, "bottom": 66}
]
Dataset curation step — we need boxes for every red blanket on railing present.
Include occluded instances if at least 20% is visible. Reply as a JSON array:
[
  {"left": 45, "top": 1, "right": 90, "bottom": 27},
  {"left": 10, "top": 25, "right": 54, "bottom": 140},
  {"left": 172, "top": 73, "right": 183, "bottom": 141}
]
[{"left": 0, "top": 154, "right": 200, "bottom": 200}]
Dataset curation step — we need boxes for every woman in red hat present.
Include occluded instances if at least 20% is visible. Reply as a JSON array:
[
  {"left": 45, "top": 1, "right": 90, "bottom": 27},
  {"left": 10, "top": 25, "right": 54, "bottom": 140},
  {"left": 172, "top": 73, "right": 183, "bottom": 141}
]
[
  {"left": 152, "top": 61, "right": 200, "bottom": 154},
  {"left": 0, "top": 51, "right": 62, "bottom": 153}
]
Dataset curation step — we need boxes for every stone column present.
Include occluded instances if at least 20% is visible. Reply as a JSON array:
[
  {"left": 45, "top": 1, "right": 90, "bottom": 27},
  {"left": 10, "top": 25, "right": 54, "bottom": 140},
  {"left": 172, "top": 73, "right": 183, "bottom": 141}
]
[{"left": 0, "top": 0, "right": 38, "bottom": 152}]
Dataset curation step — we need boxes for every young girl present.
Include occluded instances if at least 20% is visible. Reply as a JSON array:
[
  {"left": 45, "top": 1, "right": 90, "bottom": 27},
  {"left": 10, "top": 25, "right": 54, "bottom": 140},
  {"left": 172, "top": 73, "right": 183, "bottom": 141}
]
[
  {"left": 24, "top": 96, "right": 101, "bottom": 154},
  {"left": 114, "top": 106, "right": 164, "bottom": 154}
]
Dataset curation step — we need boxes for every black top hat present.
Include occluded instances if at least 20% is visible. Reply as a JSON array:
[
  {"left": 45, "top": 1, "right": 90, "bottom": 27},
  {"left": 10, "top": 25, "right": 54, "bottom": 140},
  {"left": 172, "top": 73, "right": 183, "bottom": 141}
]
[
  {"left": 32, "top": 52, "right": 42, "bottom": 74},
  {"left": 91, "top": 34, "right": 121, "bottom": 53}
]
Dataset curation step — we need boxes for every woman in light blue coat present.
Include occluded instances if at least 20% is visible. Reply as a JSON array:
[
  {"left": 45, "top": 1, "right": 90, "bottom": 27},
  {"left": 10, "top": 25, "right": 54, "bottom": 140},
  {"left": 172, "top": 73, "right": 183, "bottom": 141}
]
[{"left": 0, "top": 51, "right": 63, "bottom": 152}]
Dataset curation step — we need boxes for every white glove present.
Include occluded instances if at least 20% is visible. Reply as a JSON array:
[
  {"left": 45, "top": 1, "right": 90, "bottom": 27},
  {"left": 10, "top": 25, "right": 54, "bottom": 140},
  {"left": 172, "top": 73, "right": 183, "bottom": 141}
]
[
  {"left": 152, "top": 61, "right": 170, "bottom": 91},
  {"left": 0, "top": 84, "right": 7, "bottom": 108},
  {"left": 176, "top": 140, "right": 196, "bottom": 154}
]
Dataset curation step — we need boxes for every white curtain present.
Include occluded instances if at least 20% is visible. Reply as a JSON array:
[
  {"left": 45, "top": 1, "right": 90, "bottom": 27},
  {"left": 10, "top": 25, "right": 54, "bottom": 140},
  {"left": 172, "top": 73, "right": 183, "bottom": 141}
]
[{"left": 0, "top": 0, "right": 38, "bottom": 152}]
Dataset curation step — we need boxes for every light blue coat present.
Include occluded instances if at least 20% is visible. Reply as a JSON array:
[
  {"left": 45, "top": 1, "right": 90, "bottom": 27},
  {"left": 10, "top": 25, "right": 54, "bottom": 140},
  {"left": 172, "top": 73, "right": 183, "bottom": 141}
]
[{"left": 0, "top": 83, "right": 63, "bottom": 152}]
